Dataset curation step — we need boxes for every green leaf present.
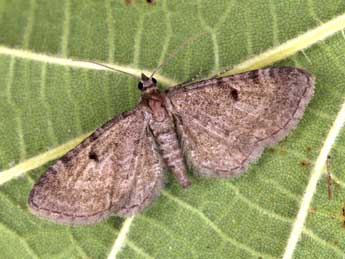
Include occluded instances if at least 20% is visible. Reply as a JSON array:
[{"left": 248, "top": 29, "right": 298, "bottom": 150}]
[{"left": 1, "top": 0, "right": 345, "bottom": 258}]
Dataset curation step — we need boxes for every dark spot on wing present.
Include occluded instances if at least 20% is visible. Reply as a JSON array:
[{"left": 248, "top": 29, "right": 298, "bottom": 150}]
[
  {"left": 89, "top": 151, "right": 99, "bottom": 161},
  {"left": 230, "top": 88, "right": 239, "bottom": 101},
  {"left": 216, "top": 78, "right": 223, "bottom": 86},
  {"left": 60, "top": 154, "right": 71, "bottom": 164},
  {"left": 246, "top": 70, "right": 260, "bottom": 85}
]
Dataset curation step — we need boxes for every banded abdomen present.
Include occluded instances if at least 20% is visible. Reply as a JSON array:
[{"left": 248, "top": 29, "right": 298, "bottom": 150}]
[{"left": 148, "top": 102, "right": 190, "bottom": 187}]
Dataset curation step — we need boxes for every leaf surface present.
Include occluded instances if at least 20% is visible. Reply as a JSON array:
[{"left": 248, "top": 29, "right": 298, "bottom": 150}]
[{"left": 1, "top": 1, "right": 345, "bottom": 258}]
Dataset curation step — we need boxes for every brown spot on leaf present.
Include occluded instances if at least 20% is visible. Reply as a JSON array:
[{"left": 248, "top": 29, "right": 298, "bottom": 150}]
[
  {"left": 308, "top": 208, "right": 316, "bottom": 214},
  {"left": 279, "top": 148, "right": 287, "bottom": 156},
  {"left": 300, "top": 160, "right": 311, "bottom": 168},
  {"left": 267, "top": 147, "right": 276, "bottom": 154}
]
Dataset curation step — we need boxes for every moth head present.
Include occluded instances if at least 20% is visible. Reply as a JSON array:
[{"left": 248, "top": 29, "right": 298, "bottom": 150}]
[{"left": 138, "top": 73, "right": 157, "bottom": 91}]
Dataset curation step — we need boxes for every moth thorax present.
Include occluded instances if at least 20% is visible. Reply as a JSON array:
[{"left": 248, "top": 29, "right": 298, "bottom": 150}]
[{"left": 138, "top": 73, "right": 158, "bottom": 91}]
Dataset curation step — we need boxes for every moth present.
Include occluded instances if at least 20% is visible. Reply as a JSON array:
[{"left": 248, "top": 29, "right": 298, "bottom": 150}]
[{"left": 28, "top": 67, "right": 314, "bottom": 224}]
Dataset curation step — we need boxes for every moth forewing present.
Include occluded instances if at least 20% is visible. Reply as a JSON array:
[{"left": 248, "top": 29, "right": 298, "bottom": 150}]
[
  {"left": 166, "top": 67, "right": 314, "bottom": 178},
  {"left": 28, "top": 105, "right": 165, "bottom": 224}
]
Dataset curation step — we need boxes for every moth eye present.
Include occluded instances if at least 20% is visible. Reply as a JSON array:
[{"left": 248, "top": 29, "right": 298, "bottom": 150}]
[
  {"left": 88, "top": 151, "right": 98, "bottom": 161},
  {"left": 152, "top": 77, "right": 157, "bottom": 84},
  {"left": 230, "top": 88, "right": 239, "bottom": 101},
  {"left": 138, "top": 82, "right": 144, "bottom": 90}
]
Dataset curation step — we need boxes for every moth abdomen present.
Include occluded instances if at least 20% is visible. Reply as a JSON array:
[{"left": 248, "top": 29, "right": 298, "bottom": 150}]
[{"left": 149, "top": 109, "right": 190, "bottom": 187}]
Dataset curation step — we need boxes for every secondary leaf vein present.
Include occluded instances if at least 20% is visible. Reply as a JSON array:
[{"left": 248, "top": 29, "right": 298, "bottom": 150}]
[
  {"left": 222, "top": 13, "right": 345, "bottom": 76},
  {"left": 161, "top": 190, "right": 277, "bottom": 259}
]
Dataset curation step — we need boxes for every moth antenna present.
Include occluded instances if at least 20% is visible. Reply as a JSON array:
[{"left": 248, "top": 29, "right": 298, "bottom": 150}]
[
  {"left": 150, "top": 31, "right": 208, "bottom": 78},
  {"left": 85, "top": 61, "right": 140, "bottom": 80}
]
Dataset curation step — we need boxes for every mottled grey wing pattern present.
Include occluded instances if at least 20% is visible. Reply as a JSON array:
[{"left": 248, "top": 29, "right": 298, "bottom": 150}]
[
  {"left": 28, "top": 105, "right": 165, "bottom": 225},
  {"left": 166, "top": 67, "right": 314, "bottom": 178}
]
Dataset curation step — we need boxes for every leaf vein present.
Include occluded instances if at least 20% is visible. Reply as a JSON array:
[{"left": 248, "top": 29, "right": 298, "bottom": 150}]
[
  {"left": 5, "top": 58, "right": 27, "bottom": 160},
  {"left": 307, "top": 0, "right": 323, "bottom": 23},
  {"left": 22, "top": 0, "right": 36, "bottom": 49},
  {"left": 260, "top": 179, "right": 301, "bottom": 203},
  {"left": 68, "top": 227, "right": 89, "bottom": 258},
  {"left": 0, "top": 132, "right": 90, "bottom": 185},
  {"left": 106, "top": 0, "right": 115, "bottom": 63},
  {"left": 225, "top": 182, "right": 293, "bottom": 223},
  {"left": 196, "top": 0, "right": 219, "bottom": 72},
  {"left": 283, "top": 100, "right": 345, "bottom": 259},
  {"left": 332, "top": 175, "right": 345, "bottom": 188},
  {"left": 268, "top": 0, "right": 280, "bottom": 45},
  {"left": 61, "top": 0, "right": 71, "bottom": 57},
  {"left": 161, "top": 190, "right": 277, "bottom": 259},
  {"left": 0, "top": 45, "right": 178, "bottom": 86},
  {"left": 133, "top": 14, "right": 144, "bottom": 67},
  {"left": 223, "top": 13, "right": 345, "bottom": 76},
  {"left": 64, "top": 67, "right": 83, "bottom": 134},
  {"left": 243, "top": 7, "right": 253, "bottom": 56},
  {"left": 126, "top": 240, "right": 155, "bottom": 259},
  {"left": 0, "top": 222, "right": 39, "bottom": 259},
  {"left": 157, "top": 0, "right": 172, "bottom": 68},
  {"left": 39, "top": 63, "right": 59, "bottom": 146},
  {"left": 302, "top": 228, "right": 345, "bottom": 257},
  {"left": 107, "top": 216, "right": 135, "bottom": 259},
  {"left": 214, "top": 1, "right": 235, "bottom": 31},
  {"left": 140, "top": 215, "right": 198, "bottom": 257}
]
